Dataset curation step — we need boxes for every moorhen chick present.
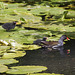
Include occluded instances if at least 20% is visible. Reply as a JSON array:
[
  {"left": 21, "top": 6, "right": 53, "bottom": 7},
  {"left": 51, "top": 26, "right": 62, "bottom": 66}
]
[
  {"left": 41, "top": 35, "right": 70, "bottom": 49},
  {"left": 2, "top": 22, "right": 17, "bottom": 31},
  {"left": 33, "top": 37, "right": 47, "bottom": 45}
]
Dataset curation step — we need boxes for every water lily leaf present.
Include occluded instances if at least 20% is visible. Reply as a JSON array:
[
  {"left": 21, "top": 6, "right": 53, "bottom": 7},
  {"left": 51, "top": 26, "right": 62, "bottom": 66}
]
[
  {"left": 20, "top": 17, "right": 27, "bottom": 23},
  {"left": 0, "top": 46, "right": 10, "bottom": 56},
  {"left": 30, "top": 73, "right": 64, "bottom": 75},
  {"left": 51, "top": 0, "right": 72, "bottom": 2},
  {"left": 23, "top": 23, "right": 48, "bottom": 30},
  {"left": 23, "top": 45, "right": 41, "bottom": 50},
  {"left": 67, "top": 10, "right": 75, "bottom": 18},
  {"left": 9, "top": 39, "right": 39, "bottom": 50},
  {"left": 0, "top": 59, "right": 19, "bottom": 65},
  {"left": 9, "top": 39, "right": 24, "bottom": 49},
  {"left": 2, "top": 51, "right": 26, "bottom": 59},
  {"left": 6, "top": 66, "right": 47, "bottom": 74},
  {"left": 0, "top": 64, "right": 8, "bottom": 73},
  {"left": 0, "top": 46, "right": 10, "bottom": 50}
]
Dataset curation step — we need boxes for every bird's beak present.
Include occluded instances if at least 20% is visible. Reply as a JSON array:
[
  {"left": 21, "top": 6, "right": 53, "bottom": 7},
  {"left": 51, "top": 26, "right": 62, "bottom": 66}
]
[
  {"left": 16, "top": 21, "right": 21, "bottom": 24},
  {"left": 16, "top": 22, "right": 18, "bottom": 24},
  {"left": 67, "top": 37, "right": 70, "bottom": 40},
  {"left": 47, "top": 37, "right": 48, "bottom": 39}
]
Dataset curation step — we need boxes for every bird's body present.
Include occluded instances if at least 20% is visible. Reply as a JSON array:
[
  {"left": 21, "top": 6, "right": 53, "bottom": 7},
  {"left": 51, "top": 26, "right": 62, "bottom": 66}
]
[
  {"left": 41, "top": 35, "right": 69, "bottom": 49},
  {"left": 2, "top": 22, "right": 16, "bottom": 31},
  {"left": 33, "top": 37, "right": 47, "bottom": 45},
  {"left": 41, "top": 41, "right": 58, "bottom": 46}
]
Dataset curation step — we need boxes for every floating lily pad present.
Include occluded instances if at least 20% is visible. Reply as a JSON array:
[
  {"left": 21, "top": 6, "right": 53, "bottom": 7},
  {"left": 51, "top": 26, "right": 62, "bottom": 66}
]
[
  {"left": 6, "top": 66, "right": 47, "bottom": 74},
  {"left": 0, "top": 46, "right": 10, "bottom": 56},
  {"left": 0, "top": 59, "right": 19, "bottom": 65},
  {"left": 0, "top": 2, "right": 75, "bottom": 45},
  {"left": 0, "top": 46, "right": 10, "bottom": 50},
  {"left": 29, "top": 6, "right": 65, "bottom": 16},
  {"left": 2, "top": 51, "right": 26, "bottom": 59},
  {"left": 67, "top": 10, "right": 75, "bottom": 18},
  {"left": 0, "top": 64, "right": 8, "bottom": 73},
  {"left": 23, "top": 45, "right": 41, "bottom": 50},
  {"left": 51, "top": 0, "right": 72, "bottom": 2},
  {"left": 30, "top": 73, "right": 64, "bottom": 75}
]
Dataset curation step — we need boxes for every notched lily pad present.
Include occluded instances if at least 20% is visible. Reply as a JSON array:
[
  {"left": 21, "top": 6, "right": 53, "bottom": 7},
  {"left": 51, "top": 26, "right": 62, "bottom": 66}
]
[
  {"left": 0, "top": 59, "right": 19, "bottom": 65},
  {"left": 2, "top": 51, "right": 26, "bottom": 59},
  {"left": 6, "top": 66, "right": 47, "bottom": 74},
  {"left": 0, "top": 64, "right": 8, "bottom": 73}
]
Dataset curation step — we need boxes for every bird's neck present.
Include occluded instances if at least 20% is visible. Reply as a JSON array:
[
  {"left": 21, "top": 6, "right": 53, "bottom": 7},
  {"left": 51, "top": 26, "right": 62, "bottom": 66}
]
[
  {"left": 58, "top": 39, "right": 64, "bottom": 46},
  {"left": 43, "top": 39, "right": 46, "bottom": 41},
  {"left": 13, "top": 23, "right": 16, "bottom": 25}
]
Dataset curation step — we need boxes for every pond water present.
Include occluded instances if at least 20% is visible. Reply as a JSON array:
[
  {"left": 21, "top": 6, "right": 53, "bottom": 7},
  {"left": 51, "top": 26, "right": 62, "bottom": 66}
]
[{"left": 16, "top": 39, "right": 75, "bottom": 75}]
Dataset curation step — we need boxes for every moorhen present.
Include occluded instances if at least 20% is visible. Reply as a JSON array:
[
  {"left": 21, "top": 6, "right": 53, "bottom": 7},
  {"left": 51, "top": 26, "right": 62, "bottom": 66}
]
[
  {"left": 41, "top": 35, "right": 70, "bottom": 49},
  {"left": 33, "top": 37, "right": 47, "bottom": 45},
  {"left": 2, "top": 22, "right": 17, "bottom": 31}
]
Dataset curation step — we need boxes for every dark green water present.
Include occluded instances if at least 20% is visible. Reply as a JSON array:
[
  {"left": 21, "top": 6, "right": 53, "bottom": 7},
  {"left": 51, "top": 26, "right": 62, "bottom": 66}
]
[{"left": 17, "top": 39, "right": 75, "bottom": 75}]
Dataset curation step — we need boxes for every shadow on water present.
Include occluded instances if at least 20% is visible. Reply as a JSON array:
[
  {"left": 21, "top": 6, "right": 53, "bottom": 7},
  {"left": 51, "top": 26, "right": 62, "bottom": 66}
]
[{"left": 16, "top": 39, "right": 75, "bottom": 75}]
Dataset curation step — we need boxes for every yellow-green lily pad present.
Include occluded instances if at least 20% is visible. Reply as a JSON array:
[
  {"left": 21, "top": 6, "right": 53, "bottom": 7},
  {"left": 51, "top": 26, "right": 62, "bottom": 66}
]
[
  {"left": 0, "top": 59, "right": 19, "bottom": 65},
  {"left": 0, "top": 64, "right": 8, "bottom": 73},
  {"left": 23, "top": 45, "right": 41, "bottom": 50},
  {"left": 6, "top": 66, "right": 47, "bottom": 74},
  {"left": 0, "top": 46, "right": 10, "bottom": 56},
  {"left": 0, "top": 46, "right": 10, "bottom": 51},
  {"left": 30, "top": 73, "right": 64, "bottom": 75},
  {"left": 2, "top": 51, "right": 26, "bottom": 59},
  {"left": 9, "top": 40, "right": 40, "bottom": 50}
]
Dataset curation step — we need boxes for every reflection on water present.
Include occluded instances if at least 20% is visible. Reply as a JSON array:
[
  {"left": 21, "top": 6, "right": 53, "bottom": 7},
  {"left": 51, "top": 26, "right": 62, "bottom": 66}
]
[{"left": 17, "top": 39, "right": 75, "bottom": 75}]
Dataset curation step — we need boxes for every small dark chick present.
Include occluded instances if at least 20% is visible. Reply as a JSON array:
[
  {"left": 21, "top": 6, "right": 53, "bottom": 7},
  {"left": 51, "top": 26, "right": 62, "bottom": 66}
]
[
  {"left": 2, "top": 22, "right": 16, "bottom": 31},
  {"left": 33, "top": 37, "right": 47, "bottom": 46}
]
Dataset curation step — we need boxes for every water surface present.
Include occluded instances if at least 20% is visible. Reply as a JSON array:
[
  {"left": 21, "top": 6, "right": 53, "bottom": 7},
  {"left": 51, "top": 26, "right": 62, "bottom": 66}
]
[{"left": 17, "top": 39, "right": 75, "bottom": 75}]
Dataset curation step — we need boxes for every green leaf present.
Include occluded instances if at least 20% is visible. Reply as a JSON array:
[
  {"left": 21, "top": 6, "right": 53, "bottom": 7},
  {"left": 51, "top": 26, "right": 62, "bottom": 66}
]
[
  {"left": 0, "top": 46, "right": 10, "bottom": 50},
  {"left": 6, "top": 66, "right": 47, "bottom": 74},
  {"left": 51, "top": 0, "right": 72, "bottom": 2},
  {"left": 23, "top": 45, "right": 41, "bottom": 50},
  {"left": 0, "top": 59, "right": 19, "bottom": 65},
  {"left": 20, "top": 17, "right": 27, "bottom": 23},
  {"left": 30, "top": 73, "right": 64, "bottom": 75},
  {"left": 0, "top": 46, "right": 10, "bottom": 56},
  {"left": 0, "top": 64, "right": 8, "bottom": 73},
  {"left": 2, "top": 51, "right": 26, "bottom": 58}
]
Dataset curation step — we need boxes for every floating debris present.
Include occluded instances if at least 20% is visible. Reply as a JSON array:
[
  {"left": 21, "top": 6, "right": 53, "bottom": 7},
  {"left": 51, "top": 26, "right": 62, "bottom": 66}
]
[{"left": 0, "top": 40, "right": 9, "bottom": 46}]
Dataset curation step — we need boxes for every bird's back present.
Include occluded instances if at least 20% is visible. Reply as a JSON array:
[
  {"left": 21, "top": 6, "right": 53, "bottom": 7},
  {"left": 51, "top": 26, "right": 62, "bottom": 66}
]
[
  {"left": 41, "top": 41, "right": 58, "bottom": 46},
  {"left": 2, "top": 22, "right": 16, "bottom": 30},
  {"left": 33, "top": 39, "right": 42, "bottom": 45}
]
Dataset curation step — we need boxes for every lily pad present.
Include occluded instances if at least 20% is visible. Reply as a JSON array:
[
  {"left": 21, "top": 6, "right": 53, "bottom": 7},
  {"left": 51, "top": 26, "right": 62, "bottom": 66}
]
[
  {"left": 0, "top": 64, "right": 8, "bottom": 73},
  {"left": 30, "top": 73, "right": 64, "bottom": 75},
  {"left": 0, "top": 46, "right": 10, "bottom": 56},
  {"left": 6, "top": 66, "right": 47, "bottom": 74},
  {"left": 0, "top": 59, "right": 19, "bottom": 65},
  {"left": 29, "top": 6, "right": 65, "bottom": 16},
  {"left": 51, "top": 0, "right": 72, "bottom": 2},
  {"left": 23, "top": 45, "right": 41, "bottom": 50},
  {"left": 67, "top": 10, "right": 75, "bottom": 18},
  {"left": 2, "top": 51, "right": 26, "bottom": 59},
  {"left": 0, "top": 46, "right": 10, "bottom": 50}
]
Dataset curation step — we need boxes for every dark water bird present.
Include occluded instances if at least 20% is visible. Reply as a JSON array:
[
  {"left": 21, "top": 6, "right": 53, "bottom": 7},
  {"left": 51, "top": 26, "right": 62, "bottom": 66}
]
[
  {"left": 2, "top": 21, "right": 17, "bottom": 31},
  {"left": 41, "top": 35, "right": 70, "bottom": 49},
  {"left": 33, "top": 37, "right": 47, "bottom": 45}
]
